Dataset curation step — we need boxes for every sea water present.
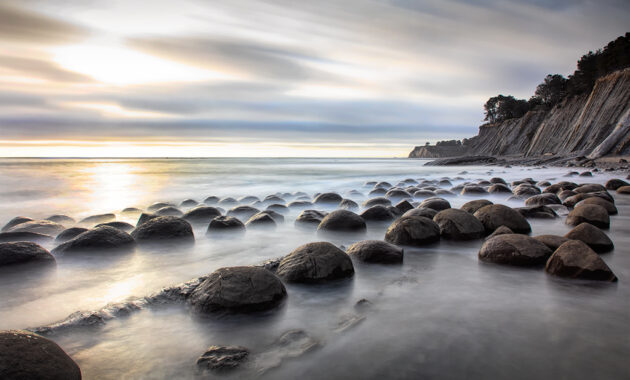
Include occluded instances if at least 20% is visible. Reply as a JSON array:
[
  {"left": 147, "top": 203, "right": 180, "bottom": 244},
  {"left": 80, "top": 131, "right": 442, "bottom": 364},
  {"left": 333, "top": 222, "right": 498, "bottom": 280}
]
[{"left": 0, "top": 158, "right": 628, "bottom": 379}]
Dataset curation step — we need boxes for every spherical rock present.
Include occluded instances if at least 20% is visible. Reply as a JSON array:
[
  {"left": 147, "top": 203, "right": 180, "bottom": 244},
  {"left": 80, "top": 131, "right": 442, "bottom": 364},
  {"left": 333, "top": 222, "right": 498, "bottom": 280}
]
[
  {"left": 206, "top": 216, "right": 245, "bottom": 235},
  {"left": 413, "top": 190, "right": 436, "bottom": 199},
  {"left": 461, "top": 185, "right": 487, "bottom": 195},
  {"left": 516, "top": 205, "right": 558, "bottom": 219},
  {"left": 136, "top": 213, "right": 159, "bottom": 227},
  {"left": 339, "top": 199, "right": 359, "bottom": 211},
  {"left": 394, "top": 200, "right": 414, "bottom": 214},
  {"left": 0, "top": 232, "right": 53, "bottom": 244},
  {"left": 53, "top": 226, "right": 135, "bottom": 254},
  {"left": 1, "top": 216, "right": 33, "bottom": 232},
  {"left": 346, "top": 240, "right": 403, "bottom": 264},
  {"left": 360, "top": 205, "right": 395, "bottom": 222},
  {"left": 183, "top": 206, "right": 222, "bottom": 223},
  {"left": 533, "top": 235, "right": 569, "bottom": 251},
  {"left": 266, "top": 204, "right": 289, "bottom": 214},
  {"left": 79, "top": 213, "right": 116, "bottom": 225},
  {"left": 525, "top": 193, "right": 561, "bottom": 207},
  {"left": 276, "top": 242, "right": 354, "bottom": 283},
  {"left": 228, "top": 205, "right": 260, "bottom": 221},
  {"left": 189, "top": 266, "right": 287, "bottom": 313},
  {"left": 565, "top": 222, "right": 614, "bottom": 253},
  {"left": 461, "top": 199, "right": 493, "bottom": 214},
  {"left": 490, "top": 177, "right": 507, "bottom": 184},
  {"left": 55, "top": 227, "right": 88, "bottom": 242},
  {"left": 363, "top": 197, "right": 391, "bottom": 208},
  {"left": 147, "top": 202, "right": 174, "bottom": 211},
  {"left": 155, "top": 206, "right": 183, "bottom": 217},
  {"left": 204, "top": 196, "right": 220, "bottom": 205},
  {"left": 420, "top": 197, "right": 451, "bottom": 211},
  {"left": 617, "top": 186, "right": 630, "bottom": 194},
  {"left": 402, "top": 207, "right": 437, "bottom": 219},
  {"left": 131, "top": 216, "right": 194, "bottom": 242},
  {"left": 294, "top": 210, "right": 327, "bottom": 229},
  {"left": 479, "top": 234, "right": 552, "bottom": 266},
  {"left": 566, "top": 204, "right": 610, "bottom": 229},
  {"left": 317, "top": 210, "right": 366, "bottom": 233},
  {"left": 95, "top": 221, "right": 135, "bottom": 232},
  {"left": 8, "top": 220, "right": 65, "bottom": 236},
  {"left": 0, "top": 330, "right": 81, "bottom": 380},
  {"left": 488, "top": 184, "right": 512, "bottom": 193},
  {"left": 0, "top": 242, "right": 55, "bottom": 267},
  {"left": 576, "top": 197, "right": 617, "bottom": 215},
  {"left": 384, "top": 216, "right": 440, "bottom": 246},
  {"left": 385, "top": 189, "right": 412, "bottom": 201},
  {"left": 313, "top": 192, "right": 343, "bottom": 205},
  {"left": 46, "top": 215, "right": 75, "bottom": 224},
  {"left": 245, "top": 213, "right": 277, "bottom": 229},
  {"left": 473, "top": 204, "right": 531, "bottom": 234},
  {"left": 433, "top": 209, "right": 485, "bottom": 240},
  {"left": 605, "top": 178, "right": 629, "bottom": 190},
  {"left": 486, "top": 225, "right": 513, "bottom": 240},
  {"left": 180, "top": 199, "right": 198, "bottom": 207},
  {"left": 545, "top": 240, "right": 617, "bottom": 281},
  {"left": 574, "top": 184, "right": 606, "bottom": 193}
]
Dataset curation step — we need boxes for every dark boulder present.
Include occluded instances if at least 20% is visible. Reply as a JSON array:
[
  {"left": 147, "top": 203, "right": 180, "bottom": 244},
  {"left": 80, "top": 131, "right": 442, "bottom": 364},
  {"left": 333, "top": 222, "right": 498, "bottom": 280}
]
[
  {"left": 346, "top": 240, "right": 403, "bottom": 264},
  {"left": 545, "top": 240, "right": 617, "bottom": 281},
  {"left": 196, "top": 346, "right": 249, "bottom": 372},
  {"left": 461, "top": 199, "right": 493, "bottom": 214},
  {"left": 206, "top": 216, "right": 245, "bottom": 235},
  {"left": 148, "top": 202, "right": 174, "bottom": 211},
  {"left": 474, "top": 204, "right": 531, "bottom": 234},
  {"left": 189, "top": 266, "right": 286, "bottom": 313},
  {"left": 385, "top": 189, "right": 411, "bottom": 201},
  {"left": 287, "top": 201, "right": 313, "bottom": 209},
  {"left": 339, "top": 199, "right": 359, "bottom": 211},
  {"left": 136, "top": 213, "right": 159, "bottom": 227},
  {"left": 433, "top": 209, "right": 484, "bottom": 240},
  {"left": 0, "top": 242, "right": 55, "bottom": 267},
  {"left": 564, "top": 223, "right": 614, "bottom": 253},
  {"left": 1, "top": 216, "right": 33, "bottom": 232},
  {"left": 368, "top": 188, "right": 387, "bottom": 196},
  {"left": 478, "top": 234, "right": 552, "bottom": 266},
  {"left": 420, "top": 197, "right": 451, "bottom": 211},
  {"left": 131, "top": 216, "right": 194, "bottom": 242},
  {"left": 263, "top": 195, "right": 285, "bottom": 205},
  {"left": 486, "top": 225, "right": 513, "bottom": 240},
  {"left": 566, "top": 204, "right": 610, "bottom": 229},
  {"left": 317, "top": 210, "right": 366, "bottom": 233},
  {"left": 617, "top": 186, "right": 630, "bottom": 194},
  {"left": 576, "top": 197, "right": 617, "bottom": 215},
  {"left": 46, "top": 215, "right": 75, "bottom": 224},
  {"left": 488, "top": 184, "right": 512, "bottom": 194},
  {"left": 363, "top": 197, "right": 391, "bottom": 208},
  {"left": 180, "top": 199, "right": 198, "bottom": 207},
  {"left": 53, "top": 226, "right": 135, "bottom": 255},
  {"left": 0, "top": 232, "right": 53, "bottom": 244},
  {"left": 384, "top": 216, "right": 440, "bottom": 246},
  {"left": 238, "top": 196, "right": 260, "bottom": 204},
  {"left": 574, "top": 184, "right": 606, "bottom": 193},
  {"left": 295, "top": 210, "right": 328, "bottom": 229},
  {"left": 218, "top": 197, "right": 238, "bottom": 206},
  {"left": 516, "top": 205, "right": 558, "bottom": 219},
  {"left": 276, "top": 242, "right": 354, "bottom": 283},
  {"left": 605, "top": 178, "right": 629, "bottom": 190},
  {"left": 533, "top": 235, "right": 569, "bottom": 251},
  {"left": 79, "top": 213, "right": 116, "bottom": 225},
  {"left": 95, "top": 221, "right": 134, "bottom": 232},
  {"left": 360, "top": 205, "right": 395, "bottom": 222},
  {"left": 394, "top": 200, "right": 414, "bottom": 214},
  {"left": 524, "top": 193, "right": 561, "bottom": 207},
  {"left": 413, "top": 190, "right": 436, "bottom": 199},
  {"left": 8, "top": 220, "right": 65, "bottom": 236},
  {"left": 121, "top": 207, "right": 143, "bottom": 214},
  {"left": 490, "top": 177, "right": 507, "bottom": 184},
  {"left": 313, "top": 192, "right": 342, "bottom": 206},
  {"left": 227, "top": 206, "right": 260, "bottom": 220},
  {"left": 204, "top": 196, "right": 220, "bottom": 205},
  {"left": 55, "top": 227, "right": 88, "bottom": 242},
  {"left": 245, "top": 213, "right": 277, "bottom": 229},
  {"left": 256, "top": 210, "right": 284, "bottom": 224},
  {"left": 461, "top": 185, "right": 487, "bottom": 195},
  {"left": 183, "top": 206, "right": 222, "bottom": 223},
  {"left": 557, "top": 189, "right": 576, "bottom": 201},
  {"left": 266, "top": 204, "right": 289, "bottom": 214},
  {"left": 0, "top": 330, "right": 81, "bottom": 380},
  {"left": 155, "top": 206, "right": 183, "bottom": 217},
  {"left": 402, "top": 207, "right": 437, "bottom": 219}
]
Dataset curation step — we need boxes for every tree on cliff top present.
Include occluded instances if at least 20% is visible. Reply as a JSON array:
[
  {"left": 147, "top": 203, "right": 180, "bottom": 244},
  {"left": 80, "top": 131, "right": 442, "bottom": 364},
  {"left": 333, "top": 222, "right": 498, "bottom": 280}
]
[
  {"left": 483, "top": 95, "right": 529, "bottom": 123},
  {"left": 533, "top": 74, "right": 568, "bottom": 106}
]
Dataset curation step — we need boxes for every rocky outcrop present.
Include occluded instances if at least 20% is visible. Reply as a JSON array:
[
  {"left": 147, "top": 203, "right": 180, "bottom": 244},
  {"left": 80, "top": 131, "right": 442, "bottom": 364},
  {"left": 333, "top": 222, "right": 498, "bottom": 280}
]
[
  {"left": 411, "top": 68, "right": 630, "bottom": 159},
  {"left": 408, "top": 145, "right": 467, "bottom": 158}
]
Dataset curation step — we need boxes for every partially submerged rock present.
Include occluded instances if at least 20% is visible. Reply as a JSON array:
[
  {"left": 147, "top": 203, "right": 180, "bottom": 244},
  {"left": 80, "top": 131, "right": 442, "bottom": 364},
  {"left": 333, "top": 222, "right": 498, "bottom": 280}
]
[
  {"left": 564, "top": 223, "right": 614, "bottom": 253},
  {"left": 346, "top": 240, "right": 403, "bottom": 264},
  {"left": 486, "top": 225, "right": 513, "bottom": 240},
  {"left": 402, "top": 207, "right": 437, "bottom": 219},
  {"left": 189, "top": 266, "right": 287, "bottom": 313},
  {"left": 433, "top": 208, "right": 485, "bottom": 240},
  {"left": 545, "top": 240, "right": 617, "bottom": 281},
  {"left": 566, "top": 204, "right": 610, "bottom": 229},
  {"left": 294, "top": 210, "right": 327, "bottom": 229},
  {"left": 276, "top": 242, "right": 354, "bottom": 283},
  {"left": 196, "top": 346, "right": 249, "bottom": 372},
  {"left": 478, "top": 234, "right": 552, "bottom": 266},
  {"left": 131, "top": 216, "right": 194, "bottom": 242},
  {"left": 52, "top": 226, "right": 135, "bottom": 255},
  {"left": 0, "top": 242, "right": 55, "bottom": 267},
  {"left": 245, "top": 213, "right": 277, "bottom": 230},
  {"left": 182, "top": 206, "right": 222, "bottom": 223},
  {"left": 317, "top": 210, "right": 366, "bottom": 234},
  {"left": 360, "top": 205, "right": 395, "bottom": 222},
  {"left": 384, "top": 216, "right": 440, "bottom": 246},
  {"left": 1, "top": 216, "right": 33, "bottom": 232},
  {"left": 419, "top": 197, "right": 451, "bottom": 211},
  {"left": 313, "top": 192, "right": 342, "bottom": 206},
  {"left": 95, "top": 221, "right": 135, "bottom": 232},
  {"left": 8, "top": 220, "right": 65, "bottom": 236},
  {"left": 533, "top": 235, "right": 569, "bottom": 251},
  {"left": 0, "top": 330, "right": 81, "bottom": 380},
  {"left": 576, "top": 197, "right": 617, "bottom": 215},
  {"left": 46, "top": 215, "right": 75, "bottom": 224},
  {"left": 79, "top": 213, "right": 116, "bottom": 225},
  {"left": 474, "top": 204, "right": 531, "bottom": 234},
  {"left": 206, "top": 216, "right": 245, "bottom": 235},
  {"left": 55, "top": 227, "right": 89, "bottom": 242},
  {"left": 461, "top": 199, "right": 493, "bottom": 214},
  {"left": 0, "top": 231, "right": 53, "bottom": 244}
]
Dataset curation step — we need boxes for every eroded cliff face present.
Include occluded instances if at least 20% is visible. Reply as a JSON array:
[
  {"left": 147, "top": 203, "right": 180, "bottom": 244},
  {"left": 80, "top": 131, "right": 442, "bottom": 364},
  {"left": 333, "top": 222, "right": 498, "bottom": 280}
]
[
  {"left": 413, "top": 68, "right": 630, "bottom": 159},
  {"left": 408, "top": 145, "right": 466, "bottom": 158}
]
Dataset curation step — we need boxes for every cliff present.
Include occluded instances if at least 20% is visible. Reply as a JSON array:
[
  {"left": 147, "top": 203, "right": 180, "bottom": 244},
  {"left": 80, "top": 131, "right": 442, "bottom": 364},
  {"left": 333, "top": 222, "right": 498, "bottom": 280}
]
[
  {"left": 411, "top": 67, "right": 630, "bottom": 159},
  {"left": 408, "top": 145, "right": 466, "bottom": 158}
]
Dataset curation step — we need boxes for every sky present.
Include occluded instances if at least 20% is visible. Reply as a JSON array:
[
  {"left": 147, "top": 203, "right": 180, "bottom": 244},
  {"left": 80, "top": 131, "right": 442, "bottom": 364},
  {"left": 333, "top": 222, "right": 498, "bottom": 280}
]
[{"left": 0, "top": 0, "right": 628, "bottom": 157}]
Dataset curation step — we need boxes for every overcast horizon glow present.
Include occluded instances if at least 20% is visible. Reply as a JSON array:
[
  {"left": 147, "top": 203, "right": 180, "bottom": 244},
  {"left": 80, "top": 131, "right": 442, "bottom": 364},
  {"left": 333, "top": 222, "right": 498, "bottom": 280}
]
[{"left": 0, "top": 0, "right": 628, "bottom": 157}]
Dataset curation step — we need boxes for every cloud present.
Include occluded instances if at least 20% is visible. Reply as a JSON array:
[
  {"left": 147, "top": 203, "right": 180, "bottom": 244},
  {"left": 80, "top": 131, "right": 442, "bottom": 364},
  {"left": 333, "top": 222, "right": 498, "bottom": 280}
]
[
  {"left": 0, "top": 3, "right": 89, "bottom": 44},
  {"left": 0, "top": 55, "right": 94, "bottom": 83}
]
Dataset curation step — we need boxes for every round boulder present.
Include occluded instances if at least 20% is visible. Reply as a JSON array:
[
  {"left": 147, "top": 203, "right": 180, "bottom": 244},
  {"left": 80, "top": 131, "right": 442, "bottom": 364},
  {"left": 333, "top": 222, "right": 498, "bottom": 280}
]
[
  {"left": 461, "top": 199, "right": 493, "bottom": 214},
  {"left": 566, "top": 204, "right": 610, "bottom": 229},
  {"left": 473, "top": 204, "right": 531, "bottom": 234},
  {"left": 131, "top": 216, "right": 194, "bottom": 242},
  {"left": 363, "top": 197, "right": 391, "bottom": 208},
  {"left": 206, "top": 216, "right": 245, "bottom": 235},
  {"left": 95, "top": 221, "right": 134, "bottom": 232},
  {"left": 0, "top": 330, "right": 81, "bottom": 379},
  {"left": 313, "top": 193, "right": 342, "bottom": 206},
  {"left": 617, "top": 186, "right": 630, "bottom": 194},
  {"left": 52, "top": 226, "right": 135, "bottom": 254},
  {"left": 276, "top": 242, "right": 354, "bottom": 283},
  {"left": 183, "top": 206, "right": 222, "bottom": 223},
  {"left": 461, "top": 185, "right": 487, "bottom": 195},
  {"left": 55, "top": 227, "right": 88, "bottom": 243},
  {"left": 433, "top": 209, "right": 485, "bottom": 240},
  {"left": 478, "top": 234, "right": 552, "bottom": 266},
  {"left": 384, "top": 216, "right": 440, "bottom": 246},
  {"left": 46, "top": 215, "right": 75, "bottom": 224},
  {"left": 576, "top": 197, "right": 617, "bottom": 215},
  {"left": 245, "top": 213, "right": 277, "bottom": 230},
  {"left": 402, "top": 207, "right": 437, "bottom": 219},
  {"left": 564, "top": 222, "right": 614, "bottom": 253},
  {"left": 488, "top": 184, "right": 512, "bottom": 194},
  {"left": 1, "top": 216, "right": 33, "bottom": 232},
  {"left": 295, "top": 210, "right": 327, "bottom": 229},
  {"left": 8, "top": 220, "right": 65, "bottom": 236},
  {"left": 524, "top": 193, "right": 561, "bottom": 207},
  {"left": 155, "top": 206, "right": 183, "bottom": 217},
  {"left": 486, "top": 225, "right": 514, "bottom": 240},
  {"left": 605, "top": 178, "right": 628, "bottom": 190},
  {"left": 317, "top": 210, "right": 366, "bottom": 233},
  {"left": 360, "top": 205, "right": 395, "bottom": 222},
  {"left": 227, "top": 205, "right": 260, "bottom": 220},
  {"left": 189, "top": 266, "right": 287, "bottom": 313},
  {"left": 533, "top": 235, "right": 569, "bottom": 251},
  {"left": 0, "top": 242, "right": 55, "bottom": 267},
  {"left": 545, "top": 240, "right": 617, "bottom": 281},
  {"left": 420, "top": 197, "right": 451, "bottom": 211},
  {"left": 339, "top": 199, "right": 359, "bottom": 211},
  {"left": 346, "top": 240, "right": 403, "bottom": 264},
  {"left": 79, "top": 213, "right": 116, "bottom": 225}
]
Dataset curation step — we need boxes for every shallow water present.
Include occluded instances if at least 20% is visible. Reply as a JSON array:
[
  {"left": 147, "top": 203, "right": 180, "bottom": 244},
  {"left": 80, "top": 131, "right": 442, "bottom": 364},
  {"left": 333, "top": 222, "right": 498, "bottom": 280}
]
[{"left": 0, "top": 158, "right": 628, "bottom": 379}]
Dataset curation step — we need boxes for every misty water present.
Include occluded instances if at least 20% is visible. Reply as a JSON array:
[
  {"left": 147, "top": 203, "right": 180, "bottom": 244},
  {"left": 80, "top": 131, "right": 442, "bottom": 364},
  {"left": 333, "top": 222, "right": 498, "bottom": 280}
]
[{"left": 0, "top": 158, "right": 628, "bottom": 379}]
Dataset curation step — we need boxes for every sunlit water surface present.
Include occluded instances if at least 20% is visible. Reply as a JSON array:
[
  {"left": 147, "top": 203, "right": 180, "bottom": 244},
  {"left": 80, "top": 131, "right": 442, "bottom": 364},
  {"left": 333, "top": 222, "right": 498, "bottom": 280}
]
[{"left": 0, "top": 158, "right": 628, "bottom": 379}]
